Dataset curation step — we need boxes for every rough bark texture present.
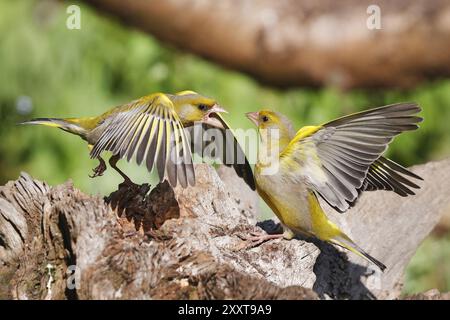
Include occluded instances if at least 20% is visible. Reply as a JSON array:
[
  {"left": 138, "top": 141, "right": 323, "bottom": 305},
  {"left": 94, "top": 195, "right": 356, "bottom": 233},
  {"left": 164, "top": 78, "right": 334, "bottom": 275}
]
[
  {"left": 0, "top": 159, "right": 449, "bottom": 300},
  {"left": 81, "top": 0, "right": 450, "bottom": 89}
]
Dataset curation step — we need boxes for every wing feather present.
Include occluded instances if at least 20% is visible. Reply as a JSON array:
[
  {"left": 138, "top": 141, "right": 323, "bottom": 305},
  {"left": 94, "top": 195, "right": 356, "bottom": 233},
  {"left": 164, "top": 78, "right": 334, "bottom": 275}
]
[
  {"left": 166, "top": 120, "right": 179, "bottom": 187},
  {"left": 145, "top": 105, "right": 164, "bottom": 175},
  {"left": 136, "top": 117, "right": 154, "bottom": 165},
  {"left": 155, "top": 109, "right": 167, "bottom": 182},
  {"left": 181, "top": 124, "right": 195, "bottom": 187},
  {"left": 212, "top": 114, "right": 255, "bottom": 190},
  {"left": 118, "top": 112, "right": 146, "bottom": 158},
  {"left": 126, "top": 113, "right": 148, "bottom": 162},
  {"left": 359, "top": 156, "right": 422, "bottom": 198},
  {"left": 90, "top": 94, "right": 194, "bottom": 187},
  {"left": 189, "top": 114, "right": 255, "bottom": 190},
  {"left": 281, "top": 103, "right": 423, "bottom": 212},
  {"left": 104, "top": 105, "right": 143, "bottom": 154}
]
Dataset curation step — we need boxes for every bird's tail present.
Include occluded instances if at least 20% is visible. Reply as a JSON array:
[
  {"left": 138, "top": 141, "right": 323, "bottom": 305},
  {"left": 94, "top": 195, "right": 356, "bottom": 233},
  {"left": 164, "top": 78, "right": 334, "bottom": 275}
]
[
  {"left": 19, "top": 117, "right": 91, "bottom": 137},
  {"left": 20, "top": 117, "right": 69, "bottom": 128},
  {"left": 331, "top": 233, "right": 387, "bottom": 272}
]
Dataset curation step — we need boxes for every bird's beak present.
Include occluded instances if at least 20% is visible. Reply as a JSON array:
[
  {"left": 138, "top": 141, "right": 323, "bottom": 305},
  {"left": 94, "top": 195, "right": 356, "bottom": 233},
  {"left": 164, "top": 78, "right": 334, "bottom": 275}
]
[
  {"left": 202, "top": 104, "right": 227, "bottom": 129},
  {"left": 245, "top": 112, "right": 259, "bottom": 127},
  {"left": 210, "top": 104, "right": 228, "bottom": 115}
]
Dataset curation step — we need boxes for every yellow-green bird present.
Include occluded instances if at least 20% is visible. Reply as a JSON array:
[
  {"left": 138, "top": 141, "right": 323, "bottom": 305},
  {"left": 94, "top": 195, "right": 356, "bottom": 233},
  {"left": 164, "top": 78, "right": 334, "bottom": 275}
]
[
  {"left": 21, "top": 91, "right": 255, "bottom": 189},
  {"left": 246, "top": 103, "right": 423, "bottom": 271}
]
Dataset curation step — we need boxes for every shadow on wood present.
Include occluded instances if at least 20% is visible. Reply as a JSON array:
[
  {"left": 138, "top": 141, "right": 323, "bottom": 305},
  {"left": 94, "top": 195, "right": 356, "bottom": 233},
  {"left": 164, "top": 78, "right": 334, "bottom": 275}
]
[{"left": 105, "top": 181, "right": 179, "bottom": 235}]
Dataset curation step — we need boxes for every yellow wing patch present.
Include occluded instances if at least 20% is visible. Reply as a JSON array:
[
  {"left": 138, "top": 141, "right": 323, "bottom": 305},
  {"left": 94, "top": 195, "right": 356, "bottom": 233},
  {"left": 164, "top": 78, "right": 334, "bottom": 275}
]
[
  {"left": 281, "top": 125, "right": 322, "bottom": 158},
  {"left": 292, "top": 125, "right": 322, "bottom": 142}
]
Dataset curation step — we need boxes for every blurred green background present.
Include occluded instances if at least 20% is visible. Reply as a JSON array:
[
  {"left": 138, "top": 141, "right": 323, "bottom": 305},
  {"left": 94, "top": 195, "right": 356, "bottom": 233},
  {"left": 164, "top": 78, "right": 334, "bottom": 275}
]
[{"left": 1, "top": 0, "right": 449, "bottom": 295}]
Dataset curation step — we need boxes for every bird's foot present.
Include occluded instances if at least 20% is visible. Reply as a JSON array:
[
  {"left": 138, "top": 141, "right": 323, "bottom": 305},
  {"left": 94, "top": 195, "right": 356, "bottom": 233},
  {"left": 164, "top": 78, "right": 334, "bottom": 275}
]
[
  {"left": 89, "top": 159, "right": 107, "bottom": 178},
  {"left": 237, "top": 231, "right": 284, "bottom": 250}
]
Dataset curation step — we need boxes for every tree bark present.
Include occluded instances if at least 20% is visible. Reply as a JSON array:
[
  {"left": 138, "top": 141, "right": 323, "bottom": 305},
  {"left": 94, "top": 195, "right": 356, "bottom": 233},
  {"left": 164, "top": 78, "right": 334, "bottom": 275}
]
[
  {"left": 81, "top": 0, "right": 450, "bottom": 89},
  {"left": 0, "top": 159, "right": 449, "bottom": 300}
]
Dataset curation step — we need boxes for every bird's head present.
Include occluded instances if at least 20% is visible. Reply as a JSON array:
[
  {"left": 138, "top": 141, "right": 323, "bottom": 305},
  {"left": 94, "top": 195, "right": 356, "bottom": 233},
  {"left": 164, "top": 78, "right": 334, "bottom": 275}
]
[
  {"left": 246, "top": 109, "right": 294, "bottom": 135},
  {"left": 246, "top": 109, "right": 295, "bottom": 149},
  {"left": 170, "top": 90, "right": 227, "bottom": 128}
]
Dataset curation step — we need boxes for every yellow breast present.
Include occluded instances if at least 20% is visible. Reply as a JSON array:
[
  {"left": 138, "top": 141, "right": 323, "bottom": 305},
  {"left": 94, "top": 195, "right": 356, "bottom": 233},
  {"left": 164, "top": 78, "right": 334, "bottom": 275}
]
[{"left": 255, "top": 164, "right": 313, "bottom": 233}]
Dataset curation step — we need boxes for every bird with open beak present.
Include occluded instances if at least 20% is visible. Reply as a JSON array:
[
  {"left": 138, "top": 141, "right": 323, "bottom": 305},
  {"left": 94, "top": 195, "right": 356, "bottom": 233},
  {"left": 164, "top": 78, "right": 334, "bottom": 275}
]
[{"left": 21, "top": 90, "right": 255, "bottom": 189}]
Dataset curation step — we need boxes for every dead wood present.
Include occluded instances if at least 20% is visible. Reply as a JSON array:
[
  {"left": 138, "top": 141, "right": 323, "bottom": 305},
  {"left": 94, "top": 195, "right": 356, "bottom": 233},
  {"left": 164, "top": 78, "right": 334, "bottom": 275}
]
[{"left": 0, "top": 159, "right": 449, "bottom": 299}]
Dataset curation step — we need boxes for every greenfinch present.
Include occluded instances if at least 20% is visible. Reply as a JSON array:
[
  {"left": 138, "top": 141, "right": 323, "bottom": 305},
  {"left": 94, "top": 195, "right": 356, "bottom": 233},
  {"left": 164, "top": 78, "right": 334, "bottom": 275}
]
[
  {"left": 246, "top": 103, "right": 423, "bottom": 271},
  {"left": 21, "top": 91, "right": 255, "bottom": 189}
]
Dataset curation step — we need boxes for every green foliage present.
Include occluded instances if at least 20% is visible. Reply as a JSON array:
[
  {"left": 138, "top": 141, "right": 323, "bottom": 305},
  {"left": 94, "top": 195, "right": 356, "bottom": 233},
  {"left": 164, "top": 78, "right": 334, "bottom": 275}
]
[
  {"left": 1, "top": 0, "right": 449, "bottom": 294},
  {"left": 403, "top": 235, "right": 450, "bottom": 295}
]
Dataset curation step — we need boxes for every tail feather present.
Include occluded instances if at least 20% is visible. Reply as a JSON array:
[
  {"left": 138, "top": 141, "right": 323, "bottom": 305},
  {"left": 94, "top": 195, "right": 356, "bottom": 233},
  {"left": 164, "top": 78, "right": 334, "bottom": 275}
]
[
  {"left": 20, "top": 118, "right": 66, "bottom": 128},
  {"left": 332, "top": 234, "right": 387, "bottom": 272},
  {"left": 20, "top": 117, "right": 90, "bottom": 138}
]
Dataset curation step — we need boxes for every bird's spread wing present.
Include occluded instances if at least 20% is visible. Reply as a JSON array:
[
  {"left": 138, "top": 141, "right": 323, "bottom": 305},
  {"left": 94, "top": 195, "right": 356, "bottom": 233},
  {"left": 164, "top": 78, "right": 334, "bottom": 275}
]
[
  {"left": 363, "top": 156, "right": 422, "bottom": 195},
  {"left": 186, "top": 114, "right": 255, "bottom": 190},
  {"left": 280, "top": 103, "right": 423, "bottom": 212},
  {"left": 90, "top": 93, "right": 195, "bottom": 187}
]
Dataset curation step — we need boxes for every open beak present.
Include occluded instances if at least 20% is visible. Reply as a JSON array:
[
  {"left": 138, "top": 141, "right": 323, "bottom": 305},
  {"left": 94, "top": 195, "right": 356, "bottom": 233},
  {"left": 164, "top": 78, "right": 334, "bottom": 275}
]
[
  {"left": 245, "top": 112, "right": 259, "bottom": 127},
  {"left": 210, "top": 104, "right": 228, "bottom": 115},
  {"left": 202, "top": 104, "right": 227, "bottom": 129}
]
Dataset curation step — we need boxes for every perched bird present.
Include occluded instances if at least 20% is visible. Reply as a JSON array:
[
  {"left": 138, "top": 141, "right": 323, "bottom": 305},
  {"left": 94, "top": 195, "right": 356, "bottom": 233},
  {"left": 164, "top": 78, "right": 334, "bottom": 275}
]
[
  {"left": 246, "top": 103, "right": 423, "bottom": 271},
  {"left": 21, "top": 91, "right": 255, "bottom": 189}
]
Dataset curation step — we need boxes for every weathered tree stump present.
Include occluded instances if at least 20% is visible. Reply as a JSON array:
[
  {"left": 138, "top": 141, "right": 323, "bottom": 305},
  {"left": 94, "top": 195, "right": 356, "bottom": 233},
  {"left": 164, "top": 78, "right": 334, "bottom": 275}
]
[{"left": 0, "top": 159, "right": 449, "bottom": 300}]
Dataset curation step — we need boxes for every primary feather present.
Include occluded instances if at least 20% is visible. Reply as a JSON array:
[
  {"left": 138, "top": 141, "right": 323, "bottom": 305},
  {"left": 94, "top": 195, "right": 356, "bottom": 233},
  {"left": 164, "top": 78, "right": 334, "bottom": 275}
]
[{"left": 281, "top": 103, "right": 423, "bottom": 212}]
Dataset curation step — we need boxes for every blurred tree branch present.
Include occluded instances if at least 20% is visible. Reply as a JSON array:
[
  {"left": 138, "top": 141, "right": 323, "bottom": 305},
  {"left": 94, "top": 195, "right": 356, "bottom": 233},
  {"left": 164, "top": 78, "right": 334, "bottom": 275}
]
[{"left": 81, "top": 0, "right": 450, "bottom": 89}]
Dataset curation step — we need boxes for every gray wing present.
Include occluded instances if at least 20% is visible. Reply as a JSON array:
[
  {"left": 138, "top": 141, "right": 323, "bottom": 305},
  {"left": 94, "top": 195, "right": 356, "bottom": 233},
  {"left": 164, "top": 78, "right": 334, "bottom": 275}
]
[
  {"left": 282, "top": 103, "right": 423, "bottom": 212},
  {"left": 186, "top": 118, "right": 255, "bottom": 190},
  {"left": 362, "top": 156, "right": 422, "bottom": 195}
]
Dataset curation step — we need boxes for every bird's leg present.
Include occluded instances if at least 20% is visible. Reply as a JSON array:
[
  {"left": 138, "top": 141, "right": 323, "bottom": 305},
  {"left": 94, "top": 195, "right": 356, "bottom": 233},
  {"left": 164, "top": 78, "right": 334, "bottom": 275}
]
[
  {"left": 237, "top": 228, "right": 294, "bottom": 250},
  {"left": 237, "top": 225, "right": 297, "bottom": 250},
  {"left": 241, "top": 232, "right": 285, "bottom": 249},
  {"left": 109, "top": 154, "right": 134, "bottom": 185},
  {"left": 89, "top": 157, "right": 107, "bottom": 178}
]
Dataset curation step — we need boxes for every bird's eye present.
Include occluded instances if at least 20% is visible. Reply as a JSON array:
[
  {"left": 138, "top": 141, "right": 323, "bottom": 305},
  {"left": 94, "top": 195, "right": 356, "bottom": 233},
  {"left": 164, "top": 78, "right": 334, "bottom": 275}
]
[
  {"left": 262, "top": 115, "right": 269, "bottom": 122},
  {"left": 198, "top": 104, "right": 208, "bottom": 111}
]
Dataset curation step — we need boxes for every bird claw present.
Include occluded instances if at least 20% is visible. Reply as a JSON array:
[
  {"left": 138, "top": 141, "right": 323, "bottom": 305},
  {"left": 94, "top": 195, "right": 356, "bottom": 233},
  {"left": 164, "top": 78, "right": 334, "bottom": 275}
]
[
  {"left": 89, "top": 161, "right": 107, "bottom": 178},
  {"left": 236, "top": 231, "right": 284, "bottom": 250}
]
